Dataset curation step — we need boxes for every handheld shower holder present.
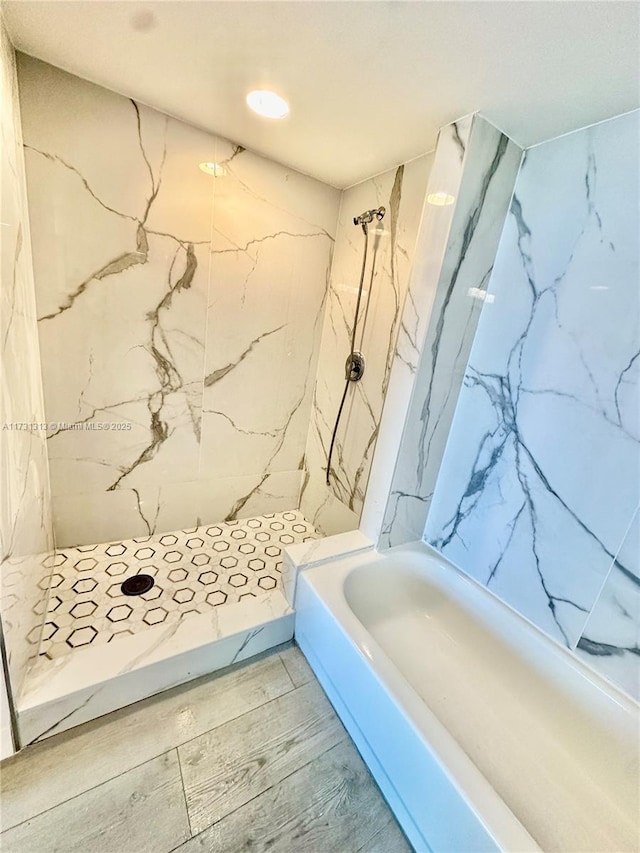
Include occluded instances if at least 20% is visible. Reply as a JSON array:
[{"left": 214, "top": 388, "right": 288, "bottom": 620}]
[{"left": 353, "top": 206, "right": 386, "bottom": 231}]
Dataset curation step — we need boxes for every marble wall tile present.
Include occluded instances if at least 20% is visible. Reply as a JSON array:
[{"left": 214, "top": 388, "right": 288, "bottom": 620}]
[
  {"left": 0, "top": 24, "right": 54, "bottom": 698},
  {"left": 362, "top": 117, "right": 472, "bottom": 542},
  {"left": 576, "top": 507, "right": 640, "bottom": 699},
  {"left": 201, "top": 138, "right": 336, "bottom": 507},
  {"left": 299, "top": 472, "right": 359, "bottom": 538},
  {"left": 425, "top": 111, "right": 640, "bottom": 660},
  {"left": 303, "top": 154, "right": 433, "bottom": 535},
  {"left": 17, "top": 55, "right": 339, "bottom": 547},
  {"left": 379, "top": 116, "right": 523, "bottom": 547}
]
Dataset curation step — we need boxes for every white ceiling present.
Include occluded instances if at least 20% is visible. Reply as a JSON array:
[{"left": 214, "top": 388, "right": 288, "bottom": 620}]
[{"left": 3, "top": 1, "right": 638, "bottom": 188}]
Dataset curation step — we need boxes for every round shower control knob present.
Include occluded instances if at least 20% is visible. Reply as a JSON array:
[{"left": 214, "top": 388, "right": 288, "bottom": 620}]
[{"left": 345, "top": 351, "right": 365, "bottom": 382}]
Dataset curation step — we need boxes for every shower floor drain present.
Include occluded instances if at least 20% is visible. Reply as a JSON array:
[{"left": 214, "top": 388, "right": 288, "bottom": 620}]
[{"left": 120, "top": 574, "right": 155, "bottom": 596}]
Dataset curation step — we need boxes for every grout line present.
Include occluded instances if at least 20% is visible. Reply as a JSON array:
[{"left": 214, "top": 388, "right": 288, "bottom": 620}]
[
  {"left": 570, "top": 502, "right": 640, "bottom": 650},
  {"left": 194, "top": 136, "right": 217, "bottom": 492},
  {"left": 175, "top": 747, "right": 194, "bottom": 839}
]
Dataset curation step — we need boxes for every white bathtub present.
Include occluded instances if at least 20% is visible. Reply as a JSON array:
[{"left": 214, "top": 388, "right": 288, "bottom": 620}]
[{"left": 294, "top": 542, "right": 639, "bottom": 853}]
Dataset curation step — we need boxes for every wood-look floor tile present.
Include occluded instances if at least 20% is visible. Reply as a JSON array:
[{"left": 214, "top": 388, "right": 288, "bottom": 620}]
[
  {"left": 279, "top": 642, "right": 314, "bottom": 687},
  {"left": 179, "top": 680, "right": 347, "bottom": 834},
  {"left": 0, "top": 751, "right": 190, "bottom": 853},
  {"left": 175, "top": 738, "right": 397, "bottom": 853},
  {"left": 1, "top": 653, "right": 293, "bottom": 830},
  {"left": 358, "top": 816, "right": 414, "bottom": 852}
]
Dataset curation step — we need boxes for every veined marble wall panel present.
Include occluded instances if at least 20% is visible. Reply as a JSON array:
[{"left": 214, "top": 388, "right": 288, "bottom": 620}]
[
  {"left": 379, "top": 116, "right": 523, "bottom": 547},
  {"left": 0, "top": 25, "right": 54, "bottom": 698},
  {"left": 425, "top": 111, "right": 640, "bottom": 669},
  {"left": 201, "top": 138, "right": 337, "bottom": 518},
  {"left": 577, "top": 507, "right": 640, "bottom": 699},
  {"left": 303, "top": 154, "right": 433, "bottom": 535},
  {"left": 299, "top": 472, "right": 360, "bottom": 538},
  {"left": 17, "top": 56, "right": 339, "bottom": 547},
  {"left": 361, "top": 117, "right": 473, "bottom": 543}
]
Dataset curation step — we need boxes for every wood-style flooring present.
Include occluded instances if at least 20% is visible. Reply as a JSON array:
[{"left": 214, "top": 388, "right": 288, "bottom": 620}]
[{"left": 0, "top": 643, "right": 412, "bottom": 853}]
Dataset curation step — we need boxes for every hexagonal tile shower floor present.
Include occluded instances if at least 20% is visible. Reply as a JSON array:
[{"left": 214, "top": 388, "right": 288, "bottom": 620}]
[{"left": 37, "top": 511, "right": 317, "bottom": 660}]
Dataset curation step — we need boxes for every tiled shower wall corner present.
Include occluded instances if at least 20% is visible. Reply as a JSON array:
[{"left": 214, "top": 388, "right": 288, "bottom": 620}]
[
  {"left": 302, "top": 153, "right": 433, "bottom": 536},
  {"left": 0, "top": 22, "right": 54, "bottom": 696},
  {"left": 17, "top": 54, "right": 340, "bottom": 549},
  {"left": 378, "top": 115, "right": 523, "bottom": 548},
  {"left": 425, "top": 110, "right": 640, "bottom": 698}
]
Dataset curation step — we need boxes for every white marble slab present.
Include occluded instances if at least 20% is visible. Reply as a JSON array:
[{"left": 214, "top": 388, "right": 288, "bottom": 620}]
[
  {"left": 0, "top": 24, "right": 54, "bottom": 702},
  {"left": 576, "top": 506, "right": 640, "bottom": 699},
  {"left": 51, "top": 470, "right": 306, "bottom": 548},
  {"left": 18, "top": 589, "right": 294, "bottom": 744},
  {"left": 303, "top": 154, "right": 433, "bottom": 533},
  {"left": 425, "top": 110, "right": 640, "bottom": 655},
  {"left": 0, "top": 659, "right": 14, "bottom": 759},
  {"left": 379, "top": 115, "right": 523, "bottom": 548},
  {"left": 282, "top": 529, "right": 373, "bottom": 605},
  {"left": 17, "top": 55, "right": 339, "bottom": 548},
  {"left": 361, "top": 118, "right": 472, "bottom": 543},
  {"left": 298, "top": 472, "right": 360, "bottom": 539}
]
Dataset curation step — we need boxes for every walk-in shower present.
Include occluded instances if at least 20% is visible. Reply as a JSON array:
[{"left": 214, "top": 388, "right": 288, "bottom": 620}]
[
  {"left": 325, "top": 206, "right": 385, "bottom": 485},
  {"left": 1, "top": 35, "right": 435, "bottom": 750}
]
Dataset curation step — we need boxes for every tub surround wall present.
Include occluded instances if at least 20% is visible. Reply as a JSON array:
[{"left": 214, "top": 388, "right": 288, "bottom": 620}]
[
  {"left": 0, "top": 25, "right": 54, "bottom": 700},
  {"left": 378, "top": 116, "right": 523, "bottom": 548},
  {"left": 576, "top": 506, "right": 639, "bottom": 698},
  {"left": 302, "top": 154, "right": 433, "bottom": 536},
  {"left": 360, "top": 117, "right": 471, "bottom": 543},
  {"left": 425, "top": 111, "right": 639, "bottom": 695},
  {"left": 18, "top": 55, "right": 339, "bottom": 548}
]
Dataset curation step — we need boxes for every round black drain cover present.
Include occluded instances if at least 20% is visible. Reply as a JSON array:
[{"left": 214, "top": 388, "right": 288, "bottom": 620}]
[{"left": 121, "top": 574, "right": 155, "bottom": 596}]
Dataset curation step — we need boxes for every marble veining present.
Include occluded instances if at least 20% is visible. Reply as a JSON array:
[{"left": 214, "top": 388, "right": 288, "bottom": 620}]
[
  {"left": 576, "top": 506, "right": 640, "bottom": 698},
  {"left": 425, "top": 111, "right": 640, "bottom": 666},
  {"left": 360, "top": 118, "right": 472, "bottom": 542},
  {"left": 303, "top": 154, "right": 433, "bottom": 536},
  {"left": 18, "top": 55, "right": 339, "bottom": 548},
  {"left": 0, "top": 24, "right": 55, "bottom": 696},
  {"left": 379, "top": 115, "right": 523, "bottom": 548}
]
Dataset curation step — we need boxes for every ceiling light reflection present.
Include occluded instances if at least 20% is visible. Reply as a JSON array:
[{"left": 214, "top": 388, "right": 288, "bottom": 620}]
[
  {"left": 199, "top": 162, "right": 227, "bottom": 177},
  {"left": 427, "top": 191, "right": 455, "bottom": 206}
]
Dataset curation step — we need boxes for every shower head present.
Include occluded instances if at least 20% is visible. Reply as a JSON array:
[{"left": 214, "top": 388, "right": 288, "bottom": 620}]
[{"left": 353, "top": 206, "right": 386, "bottom": 228}]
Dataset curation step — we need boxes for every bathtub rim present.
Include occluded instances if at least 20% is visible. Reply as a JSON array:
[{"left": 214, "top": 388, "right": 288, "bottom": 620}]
[
  {"left": 303, "top": 539, "right": 639, "bottom": 715},
  {"left": 295, "top": 549, "right": 540, "bottom": 852},
  {"left": 295, "top": 539, "right": 638, "bottom": 852}
]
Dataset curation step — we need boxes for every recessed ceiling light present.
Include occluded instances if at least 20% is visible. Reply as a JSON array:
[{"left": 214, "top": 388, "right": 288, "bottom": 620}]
[
  {"left": 246, "top": 90, "right": 289, "bottom": 120},
  {"left": 199, "top": 162, "right": 226, "bottom": 177},
  {"left": 427, "top": 191, "right": 455, "bottom": 206}
]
